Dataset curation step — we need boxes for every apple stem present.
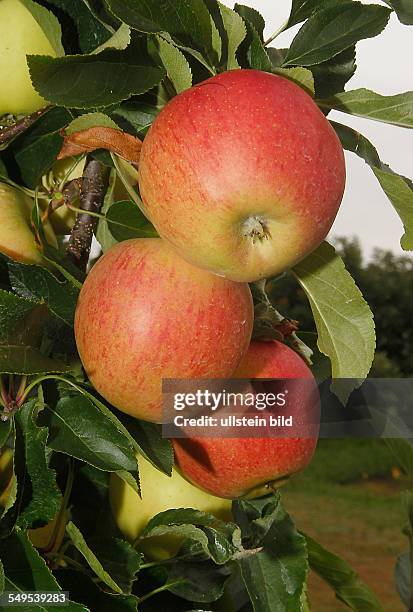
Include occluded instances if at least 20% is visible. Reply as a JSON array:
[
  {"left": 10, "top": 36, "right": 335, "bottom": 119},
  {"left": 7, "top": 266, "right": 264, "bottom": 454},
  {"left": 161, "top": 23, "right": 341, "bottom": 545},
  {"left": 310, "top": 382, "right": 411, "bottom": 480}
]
[
  {"left": 67, "top": 157, "right": 110, "bottom": 271},
  {"left": 0, "top": 106, "right": 51, "bottom": 147}
]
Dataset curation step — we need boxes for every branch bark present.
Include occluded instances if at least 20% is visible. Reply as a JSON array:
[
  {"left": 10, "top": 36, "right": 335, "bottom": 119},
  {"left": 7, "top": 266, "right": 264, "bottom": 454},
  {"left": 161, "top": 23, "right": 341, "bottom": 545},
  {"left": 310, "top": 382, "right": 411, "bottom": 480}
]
[
  {"left": 66, "top": 158, "right": 110, "bottom": 271},
  {"left": 0, "top": 106, "right": 51, "bottom": 147}
]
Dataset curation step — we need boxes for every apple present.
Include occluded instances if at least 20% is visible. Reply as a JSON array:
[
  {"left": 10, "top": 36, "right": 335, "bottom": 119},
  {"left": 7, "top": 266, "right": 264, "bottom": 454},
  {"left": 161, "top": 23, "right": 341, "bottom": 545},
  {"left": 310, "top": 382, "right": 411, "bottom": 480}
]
[
  {"left": 109, "top": 454, "right": 232, "bottom": 560},
  {"left": 0, "top": 0, "right": 58, "bottom": 115},
  {"left": 138, "top": 69, "right": 346, "bottom": 282},
  {"left": 173, "top": 340, "right": 320, "bottom": 499},
  {"left": 74, "top": 238, "right": 253, "bottom": 423},
  {"left": 0, "top": 182, "right": 57, "bottom": 265}
]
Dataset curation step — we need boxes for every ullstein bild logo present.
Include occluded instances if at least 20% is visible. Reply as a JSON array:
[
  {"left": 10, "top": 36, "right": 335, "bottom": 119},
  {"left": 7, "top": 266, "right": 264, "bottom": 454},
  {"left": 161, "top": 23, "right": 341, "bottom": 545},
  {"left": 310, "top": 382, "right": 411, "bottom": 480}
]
[{"left": 162, "top": 378, "right": 321, "bottom": 439}]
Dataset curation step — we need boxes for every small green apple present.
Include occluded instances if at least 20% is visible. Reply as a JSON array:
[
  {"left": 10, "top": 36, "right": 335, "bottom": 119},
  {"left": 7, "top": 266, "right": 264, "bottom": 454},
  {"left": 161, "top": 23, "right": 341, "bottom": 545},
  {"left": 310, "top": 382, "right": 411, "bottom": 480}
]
[
  {"left": 0, "top": 0, "right": 58, "bottom": 115},
  {"left": 109, "top": 454, "right": 232, "bottom": 560},
  {"left": 0, "top": 182, "right": 57, "bottom": 265}
]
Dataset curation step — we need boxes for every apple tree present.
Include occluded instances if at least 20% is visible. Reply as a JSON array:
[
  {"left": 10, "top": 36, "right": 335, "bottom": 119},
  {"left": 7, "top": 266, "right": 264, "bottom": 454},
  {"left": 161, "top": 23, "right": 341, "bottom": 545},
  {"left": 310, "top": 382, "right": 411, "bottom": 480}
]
[{"left": 0, "top": 0, "right": 412, "bottom": 610}]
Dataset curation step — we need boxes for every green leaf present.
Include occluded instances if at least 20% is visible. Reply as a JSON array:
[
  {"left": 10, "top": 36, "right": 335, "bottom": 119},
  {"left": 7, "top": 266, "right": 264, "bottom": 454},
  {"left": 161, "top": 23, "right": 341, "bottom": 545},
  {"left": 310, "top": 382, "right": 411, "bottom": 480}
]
[
  {"left": 273, "top": 67, "right": 315, "bottom": 96},
  {"left": 104, "top": 0, "right": 214, "bottom": 58},
  {"left": 234, "top": 4, "right": 265, "bottom": 40},
  {"left": 12, "top": 107, "right": 72, "bottom": 188},
  {"left": 113, "top": 414, "right": 174, "bottom": 475},
  {"left": 166, "top": 562, "right": 230, "bottom": 603},
  {"left": 66, "top": 522, "right": 122, "bottom": 593},
  {"left": 44, "top": 0, "right": 111, "bottom": 54},
  {"left": 66, "top": 112, "right": 118, "bottom": 134},
  {"left": 87, "top": 537, "right": 142, "bottom": 593},
  {"left": 0, "top": 346, "right": 71, "bottom": 376},
  {"left": 92, "top": 23, "right": 131, "bottom": 54},
  {"left": 44, "top": 394, "right": 138, "bottom": 472},
  {"left": 95, "top": 169, "right": 118, "bottom": 252},
  {"left": 383, "top": 0, "right": 413, "bottom": 24},
  {"left": 0, "top": 290, "right": 37, "bottom": 344},
  {"left": 19, "top": 0, "right": 65, "bottom": 56},
  {"left": 112, "top": 102, "right": 159, "bottom": 137},
  {"left": 217, "top": 4, "right": 246, "bottom": 70},
  {"left": 237, "top": 15, "right": 272, "bottom": 72},
  {"left": 284, "top": 2, "right": 391, "bottom": 66},
  {"left": 156, "top": 36, "right": 193, "bottom": 94},
  {"left": 8, "top": 261, "right": 79, "bottom": 327},
  {"left": 288, "top": 0, "right": 340, "bottom": 28},
  {"left": 106, "top": 201, "right": 157, "bottom": 241},
  {"left": 310, "top": 45, "right": 356, "bottom": 98},
  {"left": 234, "top": 495, "right": 308, "bottom": 612},
  {"left": 395, "top": 551, "right": 410, "bottom": 609},
  {"left": 332, "top": 122, "right": 413, "bottom": 251},
  {"left": 318, "top": 88, "right": 413, "bottom": 128},
  {"left": 305, "top": 533, "right": 383, "bottom": 611},
  {"left": 15, "top": 400, "right": 61, "bottom": 529},
  {"left": 292, "top": 242, "right": 376, "bottom": 382},
  {"left": 28, "top": 52, "right": 166, "bottom": 109}
]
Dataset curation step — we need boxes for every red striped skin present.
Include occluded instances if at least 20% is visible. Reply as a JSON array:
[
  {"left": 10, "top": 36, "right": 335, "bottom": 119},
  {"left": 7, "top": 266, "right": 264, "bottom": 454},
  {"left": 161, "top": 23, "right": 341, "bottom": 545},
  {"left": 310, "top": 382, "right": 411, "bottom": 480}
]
[
  {"left": 173, "top": 341, "right": 320, "bottom": 499},
  {"left": 74, "top": 239, "right": 253, "bottom": 423},
  {"left": 139, "top": 69, "right": 346, "bottom": 282}
]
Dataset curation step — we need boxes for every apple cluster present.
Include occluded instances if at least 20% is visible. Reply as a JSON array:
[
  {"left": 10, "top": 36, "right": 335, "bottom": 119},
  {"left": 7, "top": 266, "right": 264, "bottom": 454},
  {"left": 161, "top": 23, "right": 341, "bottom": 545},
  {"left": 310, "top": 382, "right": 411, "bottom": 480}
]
[{"left": 75, "top": 70, "right": 345, "bottom": 512}]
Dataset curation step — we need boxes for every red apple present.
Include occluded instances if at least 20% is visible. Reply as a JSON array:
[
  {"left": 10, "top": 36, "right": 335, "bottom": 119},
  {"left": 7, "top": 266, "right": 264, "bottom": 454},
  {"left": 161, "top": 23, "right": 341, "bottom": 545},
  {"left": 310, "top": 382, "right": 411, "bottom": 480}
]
[
  {"left": 173, "top": 340, "right": 320, "bottom": 499},
  {"left": 138, "top": 69, "right": 346, "bottom": 282},
  {"left": 74, "top": 238, "right": 253, "bottom": 423}
]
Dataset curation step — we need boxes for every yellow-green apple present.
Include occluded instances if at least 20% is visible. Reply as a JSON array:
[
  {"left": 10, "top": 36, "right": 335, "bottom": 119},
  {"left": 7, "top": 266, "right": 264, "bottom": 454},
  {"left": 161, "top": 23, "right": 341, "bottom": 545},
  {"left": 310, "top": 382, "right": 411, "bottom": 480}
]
[
  {"left": 0, "top": 0, "right": 58, "bottom": 115},
  {"left": 173, "top": 340, "right": 320, "bottom": 499},
  {"left": 74, "top": 238, "right": 253, "bottom": 423},
  {"left": 138, "top": 69, "right": 346, "bottom": 282},
  {"left": 110, "top": 454, "right": 232, "bottom": 560},
  {"left": 0, "top": 182, "right": 57, "bottom": 264}
]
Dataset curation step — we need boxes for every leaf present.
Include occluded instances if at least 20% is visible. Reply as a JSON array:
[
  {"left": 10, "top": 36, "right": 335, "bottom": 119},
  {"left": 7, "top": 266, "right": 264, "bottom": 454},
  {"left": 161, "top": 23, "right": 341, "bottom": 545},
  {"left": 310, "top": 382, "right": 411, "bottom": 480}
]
[
  {"left": 383, "top": 0, "right": 413, "bottom": 24},
  {"left": 284, "top": 3, "right": 391, "bottom": 67},
  {"left": 92, "top": 23, "right": 131, "bottom": 53},
  {"left": 104, "top": 0, "right": 214, "bottom": 59},
  {"left": 28, "top": 52, "right": 166, "bottom": 109},
  {"left": 292, "top": 242, "right": 376, "bottom": 384},
  {"left": 156, "top": 36, "right": 193, "bottom": 94},
  {"left": 66, "top": 522, "right": 122, "bottom": 593},
  {"left": 332, "top": 121, "right": 413, "bottom": 250},
  {"left": 44, "top": 0, "right": 111, "bottom": 53},
  {"left": 235, "top": 496, "right": 308, "bottom": 612},
  {"left": 15, "top": 400, "right": 62, "bottom": 529},
  {"left": 273, "top": 67, "right": 315, "bottom": 96},
  {"left": 234, "top": 4, "right": 265, "bottom": 40},
  {"left": 237, "top": 15, "right": 272, "bottom": 72},
  {"left": 318, "top": 88, "right": 413, "bottom": 128},
  {"left": 58, "top": 127, "right": 142, "bottom": 164},
  {"left": 310, "top": 45, "right": 356, "bottom": 98},
  {"left": 12, "top": 107, "right": 72, "bottom": 189},
  {"left": 305, "top": 533, "right": 383, "bottom": 611},
  {"left": 218, "top": 4, "right": 247, "bottom": 70},
  {"left": 19, "top": 0, "right": 65, "bottom": 56},
  {"left": 112, "top": 102, "right": 159, "bottom": 137},
  {"left": 395, "top": 551, "right": 411, "bottom": 608},
  {"left": 0, "top": 346, "right": 71, "bottom": 376},
  {"left": 44, "top": 394, "right": 138, "bottom": 472},
  {"left": 87, "top": 537, "right": 142, "bottom": 593},
  {"left": 8, "top": 261, "right": 79, "bottom": 327},
  {"left": 166, "top": 562, "right": 230, "bottom": 603},
  {"left": 106, "top": 201, "right": 157, "bottom": 241},
  {"left": 113, "top": 415, "right": 173, "bottom": 475},
  {"left": 66, "top": 112, "right": 118, "bottom": 134},
  {"left": 288, "top": 0, "right": 340, "bottom": 28},
  {"left": 0, "top": 290, "right": 37, "bottom": 344}
]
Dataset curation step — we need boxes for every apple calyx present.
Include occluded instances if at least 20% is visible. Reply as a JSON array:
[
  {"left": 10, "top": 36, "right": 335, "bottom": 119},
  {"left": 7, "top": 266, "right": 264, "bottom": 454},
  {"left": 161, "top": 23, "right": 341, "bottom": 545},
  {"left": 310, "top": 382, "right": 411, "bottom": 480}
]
[
  {"left": 242, "top": 216, "right": 271, "bottom": 243},
  {"left": 243, "top": 474, "right": 291, "bottom": 500}
]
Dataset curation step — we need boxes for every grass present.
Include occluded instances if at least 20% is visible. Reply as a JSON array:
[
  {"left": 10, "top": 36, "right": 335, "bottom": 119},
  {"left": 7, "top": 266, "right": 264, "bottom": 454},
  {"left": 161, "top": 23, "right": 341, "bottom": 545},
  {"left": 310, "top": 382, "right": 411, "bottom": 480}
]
[{"left": 281, "top": 439, "right": 408, "bottom": 611}]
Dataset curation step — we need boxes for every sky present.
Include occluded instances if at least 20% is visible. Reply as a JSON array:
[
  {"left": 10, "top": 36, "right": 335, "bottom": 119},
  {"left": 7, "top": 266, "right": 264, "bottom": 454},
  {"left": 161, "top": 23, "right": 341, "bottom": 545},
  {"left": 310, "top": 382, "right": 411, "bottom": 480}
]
[{"left": 222, "top": 0, "right": 413, "bottom": 260}]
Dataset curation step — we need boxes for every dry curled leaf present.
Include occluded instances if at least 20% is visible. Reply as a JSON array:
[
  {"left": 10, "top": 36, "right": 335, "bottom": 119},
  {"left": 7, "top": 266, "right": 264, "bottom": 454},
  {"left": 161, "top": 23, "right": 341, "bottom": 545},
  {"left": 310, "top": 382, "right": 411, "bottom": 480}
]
[{"left": 58, "top": 127, "right": 142, "bottom": 166}]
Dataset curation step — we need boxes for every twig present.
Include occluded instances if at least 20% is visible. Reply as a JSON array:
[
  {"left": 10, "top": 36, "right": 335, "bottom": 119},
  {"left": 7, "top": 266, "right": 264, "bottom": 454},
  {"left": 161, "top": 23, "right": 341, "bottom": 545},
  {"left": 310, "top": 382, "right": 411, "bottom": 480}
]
[
  {"left": 66, "top": 158, "right": 110, "bottom": 271},
  {"left": 0, "top": 106, "right": 51, "bottom": 147}
]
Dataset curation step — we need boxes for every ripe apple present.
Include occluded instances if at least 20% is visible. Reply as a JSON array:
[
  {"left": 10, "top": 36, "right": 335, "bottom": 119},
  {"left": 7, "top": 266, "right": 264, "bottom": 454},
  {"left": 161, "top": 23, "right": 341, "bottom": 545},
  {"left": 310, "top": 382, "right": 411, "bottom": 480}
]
[
  {"left": 173, "top": 340, "right": 320, "bottom": 499},
  {"left": 109, "top": 454, "right": 232, "bottom": 560},
  {"left": 0, "top": 0, "right": 58, "bottom": 115},
  {"left": 138, "top": 69, "right": 346, "bottom": 282},
  {"left": 74, "top": 238, "right": 253, "bottom": 423},
  {"left": 0, "top": 182, "right": 57, "bottom": 265}
]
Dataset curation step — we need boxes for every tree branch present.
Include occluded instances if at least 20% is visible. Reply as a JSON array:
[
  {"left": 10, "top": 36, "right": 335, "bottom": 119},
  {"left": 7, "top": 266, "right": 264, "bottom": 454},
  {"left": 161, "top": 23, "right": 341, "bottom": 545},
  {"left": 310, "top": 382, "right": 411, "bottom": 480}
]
[
  {"left": 66, "top": 158, "right": 110, "bottom": 271},
  {"left": 0, "top": 106, "right": 51, "bottom": 147}
]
